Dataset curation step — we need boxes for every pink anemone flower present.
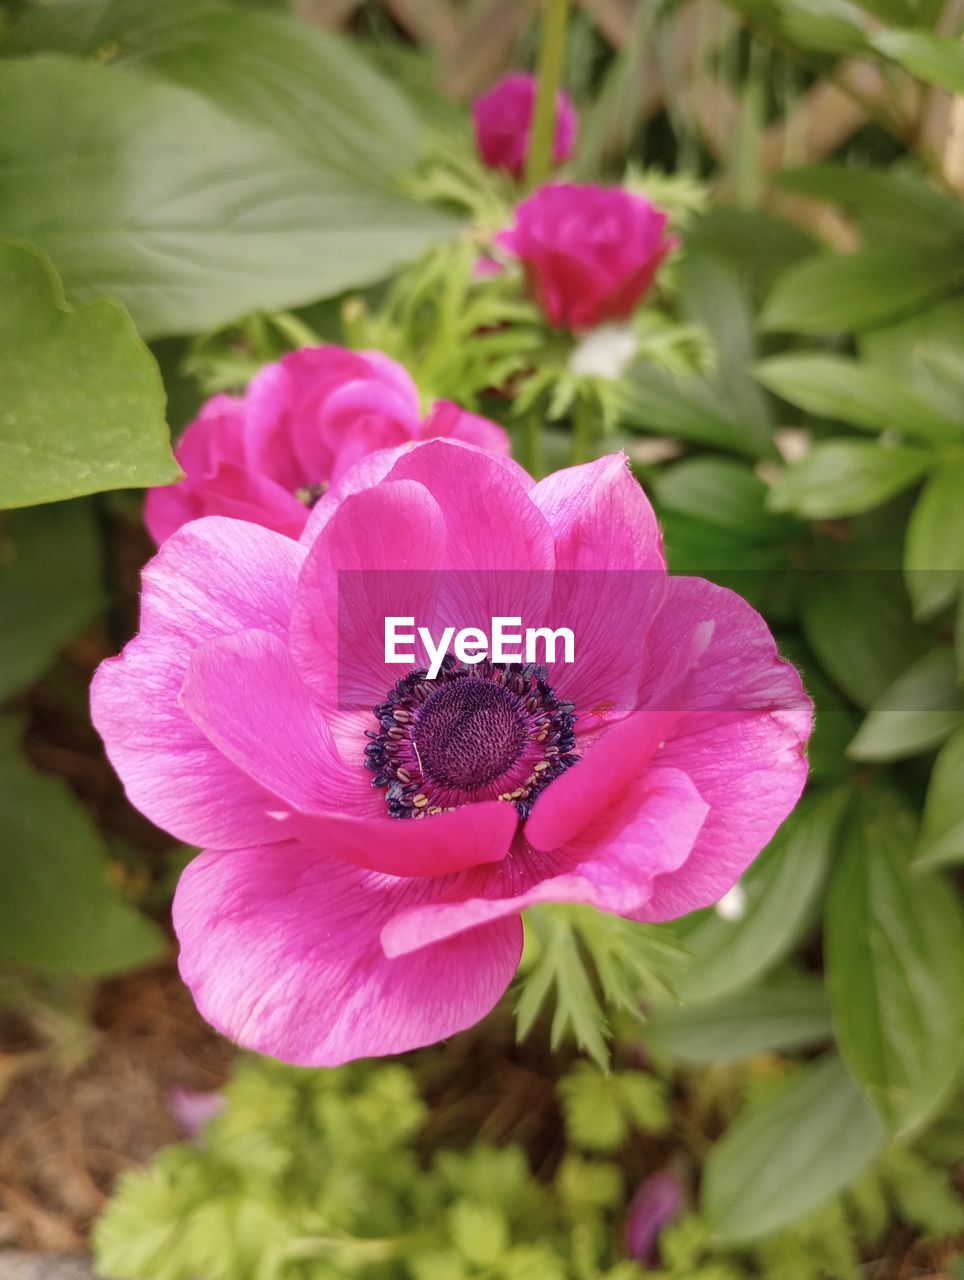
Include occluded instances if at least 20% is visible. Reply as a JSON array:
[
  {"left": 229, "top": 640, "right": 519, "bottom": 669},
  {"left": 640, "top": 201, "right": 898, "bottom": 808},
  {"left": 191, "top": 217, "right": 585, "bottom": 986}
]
[
  {"left": 92, "top": 442, "right": 811, "bottom": 1066},
  {"left": 145, "top": 345, "right": 508, "bottom": 544}
]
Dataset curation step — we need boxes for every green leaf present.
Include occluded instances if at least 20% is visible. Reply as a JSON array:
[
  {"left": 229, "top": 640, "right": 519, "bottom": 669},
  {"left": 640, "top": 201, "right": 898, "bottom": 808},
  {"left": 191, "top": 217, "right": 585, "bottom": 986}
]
[
  {"left": 801, "top": 568, "right": 929, "bottom": 709},
  {"left": 768, "top": 442, "right": 932, "bottom": 520},
  {"left": 0, "top": 502, "right": 104, "bottom": 701},
  {"left": 677, "top": 253, "right": 773, "bottom": 444},
  {"left": 0, "top": 56, "right": 457, "bottom": 339},
  {"left": 861, "top": 295, "right": 964, "bottom": 422},
  {"left": 654, "top": 457, "right": 792, "bottom": 540},
  {"left": 6, "top": 0, "right": 422, "bottom": 189},
  {"left": 0, "top": 718, "right": 165, "bottom": 975},
  {"left": 905, "top": 463, "right": 964, "bottom": 618},
  {"left": 684, "top": 207, "right": 817, "bottom": 295},
  {"left": 618, "top": 364, "right": 764, "bottom": 457},
  {"left": 755, "top": 354, "right": 963, "bottom": 445},
  {"left": 872, "top": 29, "right": 964, "bottom": 93},
  {"left": 646, "top": 971, "right": 832, "bottom": 1065},
  {"left": 702, "top": 1054, "right": 885, "bottom": 1244},
  {"left": 826, "top": 790, "right": 964, "bottom": 1134},
  {"left": 776, "top": 165, "right": 964, "bottom": 249},
  {"left": 559, "top": 1064, "right": 668, "bottom": 1153},
  {"left": 672, "top": 789, "right": 848, "bottom": 1003},
  {"left": 847, "top": 647, "right": 964, "bottom": 761},
  {"left": 0, "top": 240, "right": 177, "bottom": 506},
  {"left": 914, "top": 724, "right": 964, "bottom": 869},
  {"left": 761, "top": 247, "right": 964, "bottom": 334},
  {"left": 620, "top": 253, "right": 776, "bottom": 458}
]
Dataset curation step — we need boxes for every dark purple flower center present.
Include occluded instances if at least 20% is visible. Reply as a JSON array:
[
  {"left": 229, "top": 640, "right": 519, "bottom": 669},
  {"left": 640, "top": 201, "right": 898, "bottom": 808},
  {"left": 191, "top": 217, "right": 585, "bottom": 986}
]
[{"left": 365, "top": 656, "right": 579, "bottom": 819}]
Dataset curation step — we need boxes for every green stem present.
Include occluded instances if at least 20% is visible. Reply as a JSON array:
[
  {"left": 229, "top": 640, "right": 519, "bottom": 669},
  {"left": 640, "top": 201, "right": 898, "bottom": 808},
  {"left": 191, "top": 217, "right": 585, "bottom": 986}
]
[
  {"left": 525, "top": 0, "right": 572, "bottom": 191},
  {"left": 523, "top": 409, "right": 543, "bottom": 478},
  {"left": 570, "top": 394, "right": 595, "bottom": 466}
]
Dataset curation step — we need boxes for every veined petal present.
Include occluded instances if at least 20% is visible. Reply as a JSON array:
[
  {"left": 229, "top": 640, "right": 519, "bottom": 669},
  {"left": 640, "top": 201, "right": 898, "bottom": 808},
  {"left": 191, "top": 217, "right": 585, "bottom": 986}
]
[{"left": 173, "top": 843, "right": 523, "bottom": 1066}]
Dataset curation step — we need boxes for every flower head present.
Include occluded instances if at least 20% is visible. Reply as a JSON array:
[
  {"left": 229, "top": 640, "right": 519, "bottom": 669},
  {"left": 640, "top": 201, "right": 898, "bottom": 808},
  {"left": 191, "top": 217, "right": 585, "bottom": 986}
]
[
  {"left": 93, "top": 440, "right": 811, "bottom": 1066},
  {"left": 145, "top": 346, "right": 508, "bottom": 543},
  {"left": 497, "top": 183, "right": 676, "bottom": 331},
  {"left": 473, "top": 73, "right": 577, "bottom": 178}
]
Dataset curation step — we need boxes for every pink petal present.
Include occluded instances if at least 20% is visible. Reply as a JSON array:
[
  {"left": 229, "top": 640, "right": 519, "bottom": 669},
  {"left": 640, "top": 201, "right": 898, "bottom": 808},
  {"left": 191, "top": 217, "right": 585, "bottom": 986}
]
[
  {"left": 381, "top": 767, "right": 707, "bottom": 956},
  {"left": 530, "top": 454, "right": 666, "bottom": 717},
  {"left": 290, "top": 480, "right": 447, "bottom": 710},
  {"left": 91, "top": 519, "right": 305, "bottom": 848},
  {"left": 637, "top": 577, "right": 812, "bottom": 919},
  {"left": 421, "top": 401, "right": 511, "bottom": 456},
  {"left": 316, "top": 380, "right": 421, "bottom": 485},
  {"left": 524, "top": 706, "right": 677, "bottom": 853},
  {"left": 532, "top": 454, "right": 664, "bottom": 573},
  {"left": 181, "top": 629, "right": 376, "bottom": 819},
  {"left": 292, "top": 804, "right": 518, "bottom": 877},
  {"left": 181, "top": 627, "right": 519, "bottom": 876},
  {"left": 299, "top": 444, "right": 408, "bottom": 547},
  {"left": 173, "top": 843, "right": 523, "bottom": 1065},
  {"left": 386, "top": 439, "right": 554, "bottom": 626}
]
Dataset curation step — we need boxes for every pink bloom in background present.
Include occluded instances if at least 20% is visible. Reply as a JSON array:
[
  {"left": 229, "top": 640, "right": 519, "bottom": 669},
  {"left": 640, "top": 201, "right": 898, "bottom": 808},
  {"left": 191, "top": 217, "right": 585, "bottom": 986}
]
[
  {"left": 145, "top": 345, "right": 509, "bottom": 544},
  {"left": 497, "top": 183, "right": 676, "bottom": 331},
  {"left": 624, "top": 1169, "right": 682, "bottom": 1267},
  {"left": 167, "top": 1086, "right": 226, "bottom": 1141},
  {"left": 93, "top": 441, "right": 811, "bottom": 1066},
  {"left": 473, "top": 72, "right": 577, "bottom": 178}
]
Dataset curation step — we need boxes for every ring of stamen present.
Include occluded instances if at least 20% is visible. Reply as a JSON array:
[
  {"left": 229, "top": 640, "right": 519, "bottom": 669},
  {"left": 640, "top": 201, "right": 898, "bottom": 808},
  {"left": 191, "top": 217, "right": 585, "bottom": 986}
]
[{"left": 365, "top": 655, "right": 579, "bottom": 819}]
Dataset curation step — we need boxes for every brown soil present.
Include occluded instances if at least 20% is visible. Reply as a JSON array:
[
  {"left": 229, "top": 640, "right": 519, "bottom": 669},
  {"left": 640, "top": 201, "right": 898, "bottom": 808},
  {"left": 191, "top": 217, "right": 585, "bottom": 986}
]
[{"left": 0, "top": 964, "right": 233, "bottom": 1252}]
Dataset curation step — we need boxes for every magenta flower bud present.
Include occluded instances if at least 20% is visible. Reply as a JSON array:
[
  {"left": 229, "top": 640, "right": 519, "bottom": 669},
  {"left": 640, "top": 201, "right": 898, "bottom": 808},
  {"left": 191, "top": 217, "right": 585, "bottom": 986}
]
[
  {"left": 624, "top": 1169, "right": 682, "bottom": 1266},
  {"left": 145, "top": 346, "right": 509, "bottom": 545},
  {"left": 473, "top": 73, "right": 577, "bottom": 178},
  {"left": 496, "top": 183, "right": 677, "bottom": 332}
]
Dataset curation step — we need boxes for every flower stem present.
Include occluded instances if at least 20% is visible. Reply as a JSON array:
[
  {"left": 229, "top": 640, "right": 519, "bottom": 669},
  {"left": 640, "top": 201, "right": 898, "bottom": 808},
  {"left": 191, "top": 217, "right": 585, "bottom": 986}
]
[
  {"left": 570, "top": 393, "right": 595, "bottom": 466},
  {"left": 525, "top": 0, "right": 572, "bottom": 191},
  {"left": 522, "top": 409, "right": 543, "bottom": 478}
]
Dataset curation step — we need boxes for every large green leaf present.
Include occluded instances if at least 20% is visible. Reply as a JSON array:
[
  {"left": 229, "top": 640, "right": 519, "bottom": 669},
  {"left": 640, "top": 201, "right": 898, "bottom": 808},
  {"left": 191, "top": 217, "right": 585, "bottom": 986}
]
[
  {"left": 0, "top": 56, "right": 457, "bottom": 339},
  {"left": 872, "top": 28, "right": 964, "bottom": 93},
  {"left": 0, "top": 239, "right": 177, "bottom": 506},
  {"left": 905, "top": 463, "right": 964, "bottom": 618},
  {"left": 653, "top": 457, "right": 794, "bottom": 541},
  {"left": 768, "top": 441, "right": 932, "bottom": 520},
  {"left": 0, "top": 502, "right": 104, "bottom": 701},
  {"left": 0, "top": 718, "right": 165, "bottom": 975},
  {"left": 914, "top": 724, "right": 964, "bottom": 870},
  {"left": 646, "top": 971, "right": 832, "bottom": 1066},
  {"left": 676, "top": 253, "right": 773, "bottom": 445},
  {"left": 702, "top": 1054, "right": 885, "bottom": 1243},
  {"left": 801, "top": 568, "right": 929, "bottom": 710},
  {"left": 847, "top": 648, "right": 964, "bottom": 761},
  {"left": 5, "top": 0, "right": 422, "bottom": 188},
  {"left": 776, "top": 165, "right": 964, "bottom": 249},
  {"left": 826, "top": 791, "right": 964, "bottom": 1134},
  {"left": 755, "top": 354, "right": 963, "bottom": 445},
  {"left": 861, "top": 296, "right": 964, "bottom": 422},
  {"left": 672, "top": 789, "right": 847, "bottom": 1003},
  {"left": 618, "top": 365, "right": 762, "bottom": 457},
  {"left": 761, "top": 246, "right": 964, "bottom": 333}
]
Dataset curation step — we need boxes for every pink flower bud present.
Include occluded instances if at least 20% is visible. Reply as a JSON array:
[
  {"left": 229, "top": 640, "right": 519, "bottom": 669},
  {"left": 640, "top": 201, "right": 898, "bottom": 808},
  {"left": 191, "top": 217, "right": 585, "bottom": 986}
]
[
  {"left": 497, "top": 183, "right": 676, "bottom": 332},
  {"left": 624, "top": 1169, "right": 682, "bottom": 1267},
  {"left": 473, "top": 73, "right": 577, "bottom": 178}
]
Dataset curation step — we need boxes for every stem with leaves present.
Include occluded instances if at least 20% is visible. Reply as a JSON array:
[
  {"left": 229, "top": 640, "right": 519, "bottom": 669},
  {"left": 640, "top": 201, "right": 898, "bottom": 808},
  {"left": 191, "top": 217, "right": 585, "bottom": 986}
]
[{"left": 525, "top": 0, "right": 572, "bottom": 191}]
